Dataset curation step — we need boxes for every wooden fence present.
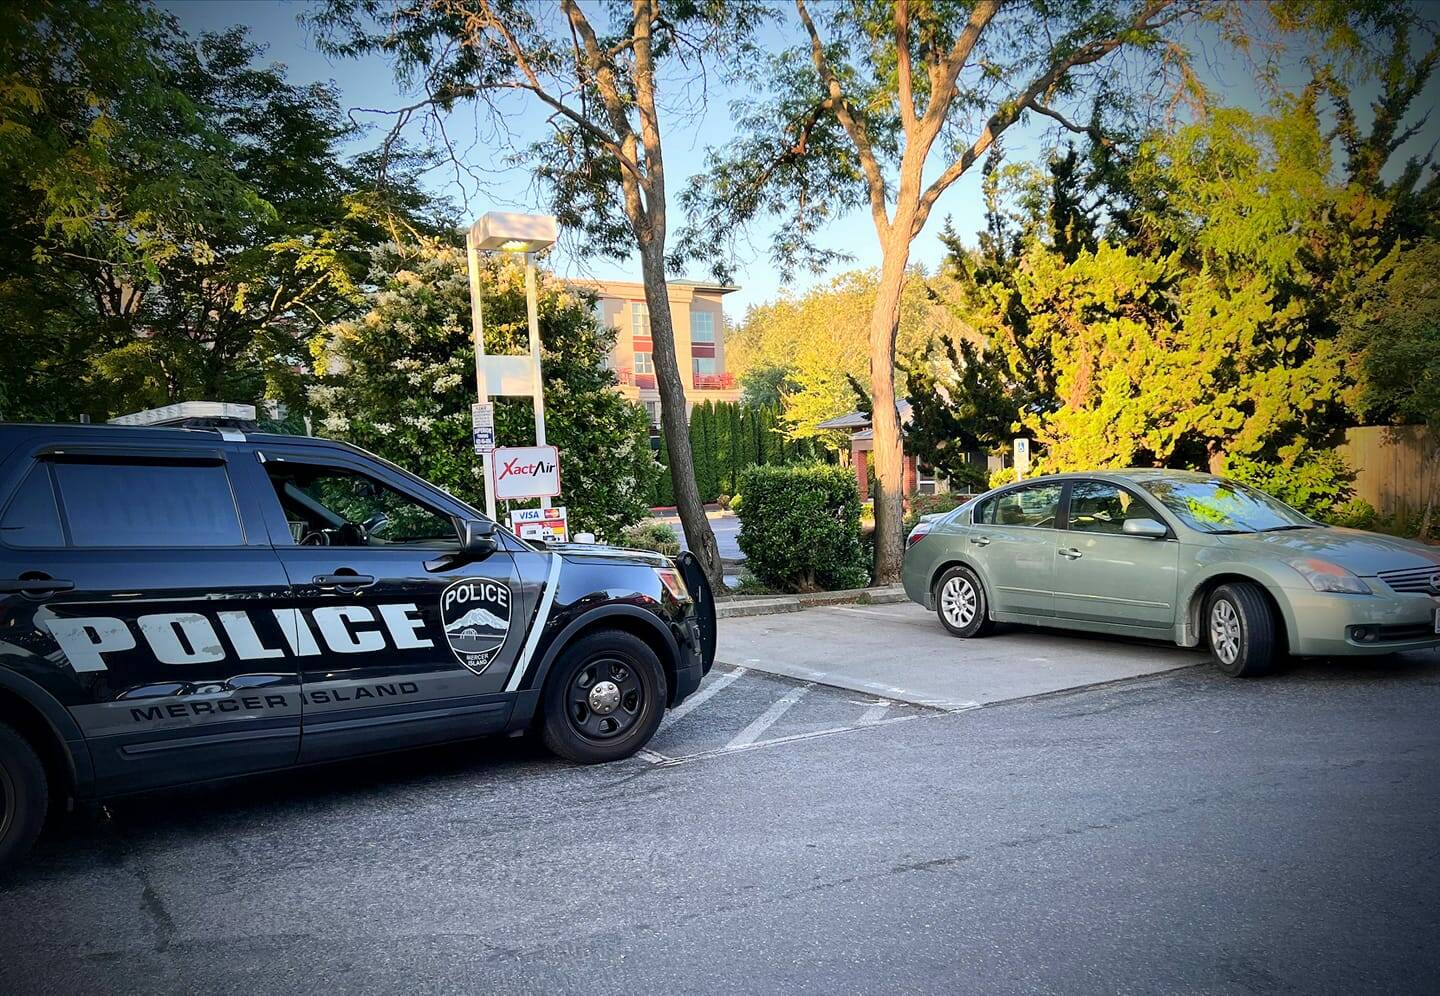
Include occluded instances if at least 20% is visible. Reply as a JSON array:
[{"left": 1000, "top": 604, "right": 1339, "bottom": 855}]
[{"left": 1337, "top": 425, "right": 1439, "bottom": 520}]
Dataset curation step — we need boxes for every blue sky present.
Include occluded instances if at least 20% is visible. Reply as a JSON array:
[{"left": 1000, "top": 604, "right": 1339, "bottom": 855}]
[{"left": 161, "top": 1, "right": 1438, "bottom": 319}]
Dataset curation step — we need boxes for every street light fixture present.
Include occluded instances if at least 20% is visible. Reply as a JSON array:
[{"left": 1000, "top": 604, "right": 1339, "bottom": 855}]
[{"left": 465, "top": 211, "right": 559, "bottom": 522}]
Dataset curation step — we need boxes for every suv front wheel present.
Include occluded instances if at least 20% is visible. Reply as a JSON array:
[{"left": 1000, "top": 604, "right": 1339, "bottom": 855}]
[
  {"left": 0, "top": 722, "right": 48, "bottom": 875},
  {"left": 541, "top": 630, "right": 668, "bottom": 763}
]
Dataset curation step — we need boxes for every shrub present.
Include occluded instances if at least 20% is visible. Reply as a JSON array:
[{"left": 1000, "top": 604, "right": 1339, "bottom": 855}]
[
  {"left": 1223, "top": 450, "right": 1356, "bottom": 520},
  {"left": 1325, "top": 498, "right": 1378, "bottom": 530},
  {"left": 903, "top": 492, "right": 971, "bottom": 530},
  {"left": 737, "top": 464, "right": 869, "bottom": 592},
  {"left": 988, "top": 466, "right": 1018, "bottom": 489},
  {"left": 620, "top": 520, "right": 681, "bottom": 557},
  {"left": 716, "top": 493, "right": 732, "bottom": 511}
]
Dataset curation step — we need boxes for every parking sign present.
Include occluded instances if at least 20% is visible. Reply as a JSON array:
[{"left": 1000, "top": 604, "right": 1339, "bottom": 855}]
[{"left": 471, "top": 402, "right": 495, "bottom": 455}]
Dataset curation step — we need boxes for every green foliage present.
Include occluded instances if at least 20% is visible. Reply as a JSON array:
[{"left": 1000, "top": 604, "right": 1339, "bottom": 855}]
[
  {"left": 619, "top": 520, "right": 681, "bottom": 558},
  {"left": 658, "top": 400, "right": 824, "bottom": 505},
  {"left": 1345, "top": 240, "right": 1440, "bottom": 428},
  {"left": 0, "top": 2, "right": 438, "bottom": 422},
  {"left": 309, "top": 239, "right": 656, "bottom": 539},
  {"left": 737, "top": 465, "right": 868, "bottom": 593},
  {"left": 899, "top": 335, "right": 1017, "bottom": 487},
  {"left": 1327, "top": 499, "right": 1378, "bottom": 530},
  {"left": 903, "top": 493, "right": 970, "bottom": 531},
  {"left": 1222, "top": 450, "right": 1356, "bottom": 521}
]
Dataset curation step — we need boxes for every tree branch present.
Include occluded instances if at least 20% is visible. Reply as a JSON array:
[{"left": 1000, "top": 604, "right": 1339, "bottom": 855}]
[
  {"left": 795, "top": 0, "right": 891, "bottom": 237},
  {"left": 1026, "top": 99, "right": 1114, "bottom": 147},
  {"left": 914, "top": 0, "right": 1175, "bottom": 235}
]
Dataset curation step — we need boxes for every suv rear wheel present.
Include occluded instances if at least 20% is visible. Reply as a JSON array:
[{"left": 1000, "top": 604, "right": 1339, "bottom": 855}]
[
  {"left": 541, "top": 630, "right": 667, "bottom": 764},
  {"left": 1205, "top": 582, "right": 1278, "bottom": 678},
  {"left": 0, "top": 722, "right": 48, "bottom": 875}
]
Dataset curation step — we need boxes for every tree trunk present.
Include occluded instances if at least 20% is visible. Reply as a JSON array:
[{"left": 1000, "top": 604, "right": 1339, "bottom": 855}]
[
  {"left": 868, "top": 237, "right": 911, "bottom": 584},
  {"left": 638, "top": 241, "right": 725, "bottom": 587}
]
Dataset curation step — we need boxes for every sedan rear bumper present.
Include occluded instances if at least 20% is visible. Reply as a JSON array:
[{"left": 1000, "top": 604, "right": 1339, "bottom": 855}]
[{"left": 1284, "top": 588, "right": 1440, "bottom": 656}]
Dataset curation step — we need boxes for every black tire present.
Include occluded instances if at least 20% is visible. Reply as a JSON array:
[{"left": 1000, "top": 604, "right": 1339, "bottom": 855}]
[
  {"left": 540, "top": 630, "right": 668, "bottom": 764},
  {"left": 0, "top": 721, "right": 48, "bottom": 876},
  {"left": 934, "top": 565, "right": 996, "bottom": 638},
  {"left": 1205, "top": 582, "right": 1278, "bottom": 678}
]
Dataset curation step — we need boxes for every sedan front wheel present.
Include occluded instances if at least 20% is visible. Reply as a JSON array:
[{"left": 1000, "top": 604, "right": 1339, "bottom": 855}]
[{"left": 1205, "top": 582, "right": 1278, "bottom": 678}]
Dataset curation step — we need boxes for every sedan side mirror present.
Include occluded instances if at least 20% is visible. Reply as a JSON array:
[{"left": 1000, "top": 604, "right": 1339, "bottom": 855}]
[
  {"left": 1122, "top": 517, "right": 1168, "bottom": 539},
  {"left": 426, "top": 519, "right": 498, "bottom": 572}
]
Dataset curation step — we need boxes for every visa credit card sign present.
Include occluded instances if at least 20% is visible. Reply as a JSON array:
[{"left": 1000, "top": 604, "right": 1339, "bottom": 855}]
[
  {"left": 509, "top": 505, "right": 568, "bottom": 543},
  {"left": 493, "top": 445, "right": 561, "bottom": 499}
]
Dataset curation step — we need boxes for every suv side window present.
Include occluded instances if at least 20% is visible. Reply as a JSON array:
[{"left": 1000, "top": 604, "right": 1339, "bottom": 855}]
[
  {"left": 264, "top": 462, "right": 458, "bottom": 547},
  {"left": 0, "top": 464, "right": 65, "bottom": 548},
  {"left": 1067, "top": 480, "right": 1154, "bottom": 534},
  {"left": 977, "top": 483, "right": 1062, "bottom": 528},
  {"left": 52, "top": 458, "right": 245, "bottom": 547}
]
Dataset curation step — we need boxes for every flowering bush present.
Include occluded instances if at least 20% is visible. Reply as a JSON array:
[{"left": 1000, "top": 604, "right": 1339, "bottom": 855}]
[{"left": 309, "top": 238, "right": 656, "bottom": 538}]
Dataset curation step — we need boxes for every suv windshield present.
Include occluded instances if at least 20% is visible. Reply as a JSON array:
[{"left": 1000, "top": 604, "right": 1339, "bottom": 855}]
[{"left": 1137, "top": 477, "right": 1315, "bottom": 534}]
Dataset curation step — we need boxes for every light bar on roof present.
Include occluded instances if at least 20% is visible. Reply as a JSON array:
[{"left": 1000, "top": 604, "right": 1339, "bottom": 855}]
[{"left": 109, "top": 402, "right": 257, "bottom": 426}]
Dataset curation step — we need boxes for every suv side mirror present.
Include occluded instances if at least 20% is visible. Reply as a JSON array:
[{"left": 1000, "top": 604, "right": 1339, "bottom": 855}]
[
  {"left": 426, "top": 519, "right": 498, "bottom": 572},
  {"left": 1122, "top": 517, "right": 1167, "bottom": 539}
]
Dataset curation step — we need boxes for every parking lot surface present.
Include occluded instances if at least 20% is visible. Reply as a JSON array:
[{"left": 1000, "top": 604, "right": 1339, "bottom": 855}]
[
  {"left": 719, "top": 601, "right": 1203, "bottom": 708},
  {"left": 4, "top": 653, "right": 1439, "bottom": 995}
]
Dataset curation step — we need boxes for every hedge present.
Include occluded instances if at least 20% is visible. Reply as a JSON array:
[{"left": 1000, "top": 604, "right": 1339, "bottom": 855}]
[{"left": 736, "top": 464, "right": 869, "bottom": 592}]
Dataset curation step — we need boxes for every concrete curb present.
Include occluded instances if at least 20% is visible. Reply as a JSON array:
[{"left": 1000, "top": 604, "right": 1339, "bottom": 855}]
[{"left": 716, "top": 585, "right": 907, "bottom": 619}]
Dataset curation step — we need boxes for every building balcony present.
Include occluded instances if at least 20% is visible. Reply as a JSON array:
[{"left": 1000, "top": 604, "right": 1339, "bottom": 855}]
[
  {"left": 692, "top": 372, "right": 736, "bottom": 390},
  {"left": 615, "top": 367, "right": 657, "bottom": 390}
]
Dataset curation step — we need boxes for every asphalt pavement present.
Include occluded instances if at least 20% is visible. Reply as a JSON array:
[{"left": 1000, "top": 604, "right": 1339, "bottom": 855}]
[
  {"left": 4, "top": 652, "right": 1439, "bottom": 994},
  {"left": 653, "top": 509, "right": 742, "bottom": 560}
]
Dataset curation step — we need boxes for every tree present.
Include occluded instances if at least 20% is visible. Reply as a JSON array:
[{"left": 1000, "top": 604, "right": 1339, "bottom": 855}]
[
  {"left": 310, "top": 237, "right": 656, "bottom": 537},
  {"left": 727, "top": 268, "right": 958, "bottom": 446},
  {"left": 1, "top": 2, "right": 417, "bottom": 421},
  {"left": 685, "top": 0, "right": 1205, "bottom": 581},
  {"left": 310, "top": 0, "right": 763, "bottom": 587},
  {"left": 899, "top": 337, "right": 1016, "bottom": 490}
]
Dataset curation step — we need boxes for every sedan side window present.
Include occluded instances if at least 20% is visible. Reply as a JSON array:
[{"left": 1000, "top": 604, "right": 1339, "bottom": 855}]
[
  {"left": 986, "top": 484, "right": 1062, "bottom": 529},
  {"left": 1068, "top": 481, "right": 1150, "bottom": 534}
]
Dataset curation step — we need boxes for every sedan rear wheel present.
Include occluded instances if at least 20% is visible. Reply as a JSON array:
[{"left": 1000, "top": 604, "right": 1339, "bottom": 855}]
[
  {"left": 1205, "top": 582, "right": 1278, "bottom": 678},
  {"left": 935, "top": 566, "right": 995, "bottom": 638}
]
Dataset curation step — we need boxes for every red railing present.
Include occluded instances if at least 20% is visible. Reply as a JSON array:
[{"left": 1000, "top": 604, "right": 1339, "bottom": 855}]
[
  {"left": 615, "top": 367, "right": 657, "bottom": 390},
  {"left": 692, "top": 373, "right": 736, "bottom": 390}
]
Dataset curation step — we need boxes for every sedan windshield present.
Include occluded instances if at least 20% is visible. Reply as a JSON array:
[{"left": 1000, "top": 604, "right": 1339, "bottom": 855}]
[{"left": 1137, "top": 477, "right": 1316, "bottom": 534}]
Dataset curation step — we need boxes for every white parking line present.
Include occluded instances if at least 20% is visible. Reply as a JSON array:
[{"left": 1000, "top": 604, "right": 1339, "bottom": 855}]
[
  {"left": 725, "top": 683, "right": 812, "bottom": 748},
  {"left": 662, "top": 666, "right": 746, "bottom": 727},
  {"left": 859, "top": 699, "right": 890, "bottom": 725}
]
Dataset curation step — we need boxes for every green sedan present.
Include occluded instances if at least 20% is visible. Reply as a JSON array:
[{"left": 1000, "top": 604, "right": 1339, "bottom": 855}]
[{"left": 901, "top": 470, "right": 1440, "bottom": 676}]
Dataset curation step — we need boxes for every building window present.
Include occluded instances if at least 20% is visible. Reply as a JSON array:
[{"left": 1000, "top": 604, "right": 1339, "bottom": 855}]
[
  {"left": 634, "top": 351, "right": 654, "bottom": 374},
  {"left": 692, "top": 356, "right": 716, "bottom": 377},
  {"left": 631, "top": 303, "right": 650, "bottom": 339},
  {"left": 691, "top": 310, "right": 715, "bottom": 343},
  {"left": 645, "top": 400, "right": 661, "bottom": 425}
]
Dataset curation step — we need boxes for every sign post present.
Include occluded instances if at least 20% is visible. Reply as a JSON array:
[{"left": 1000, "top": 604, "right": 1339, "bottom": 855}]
[
  {"left": 1013, "top": 437, "right": 1031, "bottom": 479},
  {"left": 465, "top": 232, "right": 497, "bottom": 523}
]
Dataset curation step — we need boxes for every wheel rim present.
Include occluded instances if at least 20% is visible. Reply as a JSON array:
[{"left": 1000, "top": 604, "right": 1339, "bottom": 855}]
[
  {"left": 567, "top": 656, "right": 644, "bottom": 741},
  {"left": 941, "top": 576, "right": 978, "bottom": 629},
  {"left": 1210, "top": 599, "right": 1241, "bottom": 665}
]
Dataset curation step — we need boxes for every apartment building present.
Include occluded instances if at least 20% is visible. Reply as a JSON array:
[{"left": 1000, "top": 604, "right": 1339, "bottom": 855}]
[{"left": 573, "top": 277, "right": 741, "bottom": 425}]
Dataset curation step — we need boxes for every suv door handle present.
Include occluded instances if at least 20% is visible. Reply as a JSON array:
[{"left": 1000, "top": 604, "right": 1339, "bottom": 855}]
[
  {"left": 312, "top": 573, "right": 377, "bottom": 590},
  {"left": 1058, "top": 548, "right": 1082, "bottom": 560},
  {"left": 0, "top": 577, "right": 75, "bottom": 595},
  {"left": 969, "top": 536, "right": 991, "bottom": 547}
]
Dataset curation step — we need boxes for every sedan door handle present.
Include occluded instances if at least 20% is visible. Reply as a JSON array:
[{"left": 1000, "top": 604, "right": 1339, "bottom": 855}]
[
  {"left": 969, "top": 536, "right": 991, "bottom": 547},
  {"left": 1058, "top": 548, "right": 1082, "bottom": 560},
  {"left": 312, "top": 573, "right": 377, "bottom": 590},
  {"left": 0, "top": 577, "right": 75, "bottom": 595}
]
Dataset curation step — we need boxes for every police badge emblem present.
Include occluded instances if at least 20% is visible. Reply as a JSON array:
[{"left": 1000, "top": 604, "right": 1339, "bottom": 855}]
[{"left": 440, "top": 578, "right": 513, "bottom": 674}]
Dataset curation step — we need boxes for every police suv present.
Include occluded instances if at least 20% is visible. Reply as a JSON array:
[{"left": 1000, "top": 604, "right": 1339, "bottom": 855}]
[{"left": 0, "top": 409, "right": 716, "bottom": 871}]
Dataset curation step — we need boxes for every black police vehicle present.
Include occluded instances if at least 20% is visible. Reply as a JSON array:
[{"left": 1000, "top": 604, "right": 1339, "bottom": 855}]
[{"left": 0, "top": 418, "right": 716, "bottom": 871}]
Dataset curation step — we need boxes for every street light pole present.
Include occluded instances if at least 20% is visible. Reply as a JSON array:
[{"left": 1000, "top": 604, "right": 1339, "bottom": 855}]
[
  {"left": 524, "top": 252, "right": 549, "bottom": 511},
  {"left": 466, "top": 230, "right": 498, "bottom": 523}
]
